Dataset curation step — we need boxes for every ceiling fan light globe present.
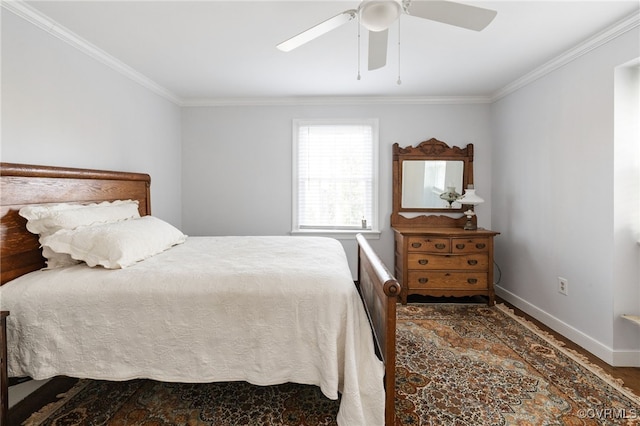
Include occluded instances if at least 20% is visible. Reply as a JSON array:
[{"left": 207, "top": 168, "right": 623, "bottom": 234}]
[{"left": 359, "top": 0, "right": 401, "bottom": 32}]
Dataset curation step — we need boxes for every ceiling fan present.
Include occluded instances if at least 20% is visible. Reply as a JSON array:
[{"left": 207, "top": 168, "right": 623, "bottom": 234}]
[{"left": 277, "top": 0, "right": 497, "bottom": 71}]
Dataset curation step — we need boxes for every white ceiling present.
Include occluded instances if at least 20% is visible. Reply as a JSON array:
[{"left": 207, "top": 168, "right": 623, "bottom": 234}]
[{"left": 21, "top": 0, "right": 640, "bottom": 103}]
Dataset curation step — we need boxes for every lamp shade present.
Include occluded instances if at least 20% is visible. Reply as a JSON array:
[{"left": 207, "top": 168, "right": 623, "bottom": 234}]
[
  {"left": 359, "top": 0, "right": 401, "bottom": 32},
  {"left": 457, "top": 185, "right": 484, "bottom": 206}
]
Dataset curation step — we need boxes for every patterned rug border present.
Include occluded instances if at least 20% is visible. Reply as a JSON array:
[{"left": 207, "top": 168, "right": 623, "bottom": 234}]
[{"left": 493, "top": 303, "right": 640, "bottom": 406}]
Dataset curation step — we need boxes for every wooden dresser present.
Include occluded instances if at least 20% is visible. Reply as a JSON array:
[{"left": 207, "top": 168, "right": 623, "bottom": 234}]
[
  {"left": 390, "top": 138, "right": 500, "bottom": 306},
  {"left": 393, "top": 226, "right": 499, "bottom": 305}
]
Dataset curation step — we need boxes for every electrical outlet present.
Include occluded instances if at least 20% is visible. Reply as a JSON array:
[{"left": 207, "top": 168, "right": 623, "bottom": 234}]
[{"left": 558, "top": 277, "right": 568, "bottom": 295}]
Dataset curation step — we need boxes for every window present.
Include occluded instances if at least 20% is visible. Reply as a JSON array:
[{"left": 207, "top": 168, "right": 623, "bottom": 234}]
[{"left": 292, "top": 119, "right": 379, "bottom": 237}]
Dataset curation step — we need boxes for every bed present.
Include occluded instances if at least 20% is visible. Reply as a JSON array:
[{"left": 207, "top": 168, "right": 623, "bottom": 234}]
[{"left": 0, "top": 162, "right": 400, "bottom": 426}]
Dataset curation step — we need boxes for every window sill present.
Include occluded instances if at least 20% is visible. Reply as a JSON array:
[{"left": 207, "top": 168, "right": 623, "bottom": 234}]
[{"left": 290, "top": 229, "right": 381, "bottom": 240}]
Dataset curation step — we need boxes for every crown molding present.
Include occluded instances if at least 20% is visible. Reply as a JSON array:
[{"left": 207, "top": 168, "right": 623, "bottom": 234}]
[
  {"left": 181, "top": 95, "right": 493, "bottom": 107},
  {"left": 491, "top": 10, "right": 640, "bottom": 102},
  {"left": 4, "top": 0, "right": 638, "bottom": 108},
  {"left": 2, "top": 0, "right": 489, "bottom": 108},
  {"left": 1, "top": 0, "right": 183, "bottom": 105}
]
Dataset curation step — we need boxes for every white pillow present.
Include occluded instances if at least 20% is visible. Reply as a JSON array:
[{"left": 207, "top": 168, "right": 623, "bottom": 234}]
[
  {"left": 19, "top": 200, "right": 141, "bottom": 269},
  {"left": 41, "top": 216, "right": 187, "bottom": 269},
  {"left": 19, "top": 200, "right": 140, "bottom": 235}
]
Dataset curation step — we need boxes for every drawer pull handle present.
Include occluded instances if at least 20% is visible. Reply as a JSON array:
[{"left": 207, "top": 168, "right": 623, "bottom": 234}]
[
  {"left": 418, "top": 259, "right": 429, "bottom": 265},
  {"left": 475, "top": 243, "right": 486, "bottom": 249},
  {"left": 435, "top": 243, "right": 446, "bottom": 249},
  {"left": 456, "top": 244, "right": 465, "bottom": 249},
  {"left": 411, "top": 242, "right": 422, "bottom": 248},
  {"left": 467, "top": 278, "right": 478, "bottom": 284},
  {"left": 418, "top": 278, "right": 428, "bottom": 284},
  {"left": 467, "top": 260, "right": 478, "bottom": 266}
]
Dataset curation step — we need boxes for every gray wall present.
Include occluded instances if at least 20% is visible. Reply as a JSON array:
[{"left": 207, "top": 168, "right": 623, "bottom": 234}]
[
  {"left": 181, "top": 103, "right": 493, "bottom": 275},
  {"left": 491, "top": 28, "right": 639, "bottom": 365},
  {"left": 1, "top": 10, "right": 182, "bottom": 227}
]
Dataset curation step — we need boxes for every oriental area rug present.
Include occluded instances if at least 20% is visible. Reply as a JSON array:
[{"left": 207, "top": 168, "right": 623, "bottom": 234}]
[{"left": 22, "top": 304, "right": 640, "bottom": 425}]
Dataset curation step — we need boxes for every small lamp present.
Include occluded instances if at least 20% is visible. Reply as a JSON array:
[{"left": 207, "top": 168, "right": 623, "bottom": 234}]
[{"left": 457, "top": 184, "right": 484, "bottom": 230}]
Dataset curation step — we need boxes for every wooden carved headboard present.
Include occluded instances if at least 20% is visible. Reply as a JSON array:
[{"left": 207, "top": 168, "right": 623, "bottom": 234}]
[{"left": 0, "top": 163, "right": 151, "bottom": 285}]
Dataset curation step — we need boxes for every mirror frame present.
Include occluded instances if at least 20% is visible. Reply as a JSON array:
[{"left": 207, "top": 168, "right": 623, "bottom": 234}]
[{"left": 392, "top": 138, "right": 474, "bottom": 215}]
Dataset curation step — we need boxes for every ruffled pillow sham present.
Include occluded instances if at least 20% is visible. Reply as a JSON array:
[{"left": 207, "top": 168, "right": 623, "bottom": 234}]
[
  {"left": 41, "top": 216, "right": 187, "bottom": 269},
  {"left": 19, "top": 200, "right": 141, "bottom": 268}
]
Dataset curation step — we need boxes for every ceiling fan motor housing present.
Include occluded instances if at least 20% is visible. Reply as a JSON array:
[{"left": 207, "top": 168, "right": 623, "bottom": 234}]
[{"left": 359, "top": 0, "right": 402, "bottom": 32}]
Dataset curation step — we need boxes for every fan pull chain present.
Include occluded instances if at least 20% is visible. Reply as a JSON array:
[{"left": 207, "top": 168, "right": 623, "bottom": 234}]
[
  {"left": 357, "top": 15, "right": 361, "bottom": 80},
  {"left": 397, "top": 16, "right": 402, "bottom": 85}
]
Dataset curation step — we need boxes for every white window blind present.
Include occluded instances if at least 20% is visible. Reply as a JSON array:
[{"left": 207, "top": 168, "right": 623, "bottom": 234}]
[{"left": 293, "top": 119, "right": 378, "bottom": 234}]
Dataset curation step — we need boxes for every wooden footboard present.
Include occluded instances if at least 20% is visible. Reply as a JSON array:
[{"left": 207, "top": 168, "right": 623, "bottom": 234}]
[{"left": 355, "top": 234, "right": 401, "bottom": 426}]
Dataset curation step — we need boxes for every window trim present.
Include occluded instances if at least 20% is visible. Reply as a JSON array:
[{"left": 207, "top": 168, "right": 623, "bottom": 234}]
[{"left": 291, "top": 118, "right": 380, "bottom": 239}]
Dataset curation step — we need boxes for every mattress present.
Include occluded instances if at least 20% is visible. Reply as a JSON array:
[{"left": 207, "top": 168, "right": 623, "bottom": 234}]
[{"left": 0, "top": 236, "right": 384, "bottom": 425}]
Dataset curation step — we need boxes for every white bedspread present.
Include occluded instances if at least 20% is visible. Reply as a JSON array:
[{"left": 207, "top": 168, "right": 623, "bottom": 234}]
[{"left": 0, "top": 236, "right": 384, "bottom": 425}]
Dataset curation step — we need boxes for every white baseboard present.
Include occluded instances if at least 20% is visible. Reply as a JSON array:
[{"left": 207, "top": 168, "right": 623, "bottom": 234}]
[
  {"left": 9, "top": 379, "right": 50, "bottom": 408},
  {"left": 495, "top": 286, "right": 640, "bottom": 367}
]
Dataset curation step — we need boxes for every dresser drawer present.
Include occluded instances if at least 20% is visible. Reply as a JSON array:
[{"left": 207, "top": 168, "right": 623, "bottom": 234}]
[
  {"left": 393, "top": 226, "right": 499, "bottom": 305},
  {"left": 451, "top": 237, "right": 490, "bottom": 253},
  {"left": 408, "top": 271, "right": 488, "bottom": 289},
  {"left": 407, "top": 253, "right": 489, "bottom": 270},
  {"left": 407, "top": 237, "right": 450, "bottom": 253}
]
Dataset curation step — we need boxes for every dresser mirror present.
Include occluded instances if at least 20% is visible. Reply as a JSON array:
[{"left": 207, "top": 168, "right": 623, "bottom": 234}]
[
  {"left": 401, "top": 160, "right": 464, "bottom": 209},
  {"left": 393, "top": 138, "right": 474, "bottom": 214}
]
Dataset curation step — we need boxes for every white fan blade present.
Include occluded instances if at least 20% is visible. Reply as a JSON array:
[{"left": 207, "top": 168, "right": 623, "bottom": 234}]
[
  {"left": 368, "top": 29, "right": 388, "bottom": 70},
  {"left": 277, "top": 9, "right": 357, "bottom": 52},
  {"left": 405, "top": 0, "right": 497, "bottom": 31}
]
